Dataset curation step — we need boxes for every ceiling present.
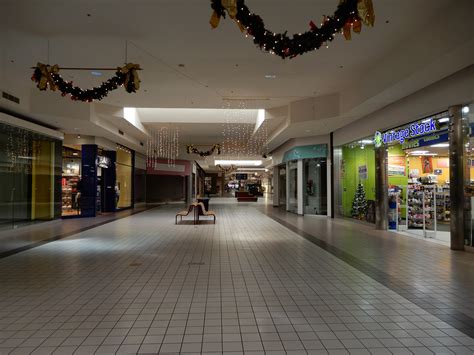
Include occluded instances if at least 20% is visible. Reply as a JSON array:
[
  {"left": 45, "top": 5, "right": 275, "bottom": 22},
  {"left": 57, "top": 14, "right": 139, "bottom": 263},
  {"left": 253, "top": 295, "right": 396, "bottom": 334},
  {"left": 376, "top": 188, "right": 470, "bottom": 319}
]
[
  {"left": 1, "top": 0, "right": 472, "bottom": 167},
  {"left": 1, "top": 0, "right": 456, "bottom": 110}
]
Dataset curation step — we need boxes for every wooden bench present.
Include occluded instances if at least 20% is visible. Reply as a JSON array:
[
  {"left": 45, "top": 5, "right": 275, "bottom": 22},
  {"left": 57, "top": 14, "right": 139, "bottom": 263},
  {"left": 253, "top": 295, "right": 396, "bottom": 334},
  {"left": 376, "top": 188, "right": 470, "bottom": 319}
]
[
  {"left": 237, "top": 196, "right": 258, "bottom": 202},
  {"left": 196, "top": 202, "right": 216, "bottom": 224},
  {"left": 235, "top": 191, "right": 258, "bottom": 202},
  {"left": 175, "top": 204, "right": 195, "bottom": 224}
]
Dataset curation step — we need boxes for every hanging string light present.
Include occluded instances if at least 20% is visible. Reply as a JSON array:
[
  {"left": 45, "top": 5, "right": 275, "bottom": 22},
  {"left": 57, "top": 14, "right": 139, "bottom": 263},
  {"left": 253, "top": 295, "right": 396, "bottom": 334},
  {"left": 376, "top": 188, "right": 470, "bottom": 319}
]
[
  {"left": 221, "top": 100, "right": 269, "bottom": 158},
  {"left": 146, "top": 126, "right": 180, "bottom": 168}
]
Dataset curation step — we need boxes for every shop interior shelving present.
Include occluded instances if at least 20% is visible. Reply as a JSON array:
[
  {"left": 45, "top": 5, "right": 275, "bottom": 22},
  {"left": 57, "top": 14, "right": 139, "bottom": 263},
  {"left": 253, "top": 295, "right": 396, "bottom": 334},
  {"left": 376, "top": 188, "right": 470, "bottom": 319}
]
[{"left": 406, "top": 183, "right": 436, "bottom": 238}]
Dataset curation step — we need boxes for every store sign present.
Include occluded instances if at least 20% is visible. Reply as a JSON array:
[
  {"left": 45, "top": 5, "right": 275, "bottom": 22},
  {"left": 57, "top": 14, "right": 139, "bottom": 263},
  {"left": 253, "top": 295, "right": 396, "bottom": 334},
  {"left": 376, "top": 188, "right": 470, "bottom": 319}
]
[
  {"left": 282, "top": 144, "right": 327, "bottom": 163},
  {"left": 374, "top": 119, "right": 437, "bottom": 146},
  {"left": 96, "top": 156, "right": 111, "bottom": 169},
  {"left": 402, "top": 132, "right": 447, "bottom": 150}
]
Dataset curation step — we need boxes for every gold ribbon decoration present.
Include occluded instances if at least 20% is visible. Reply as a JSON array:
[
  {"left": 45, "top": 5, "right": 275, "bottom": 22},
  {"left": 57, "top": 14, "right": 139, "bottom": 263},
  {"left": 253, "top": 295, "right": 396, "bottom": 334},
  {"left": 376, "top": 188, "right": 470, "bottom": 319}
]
[
  {"left": 357, "top": 0, "right": 375, "bottom": 27},
  {"left": 120, "top": 63, "right": 141, "bottom": 93},
  {"left": 210, "top": 0, "right": 240, "bottom": 30},
  {"left": 34, "top": 63, "right": 59, "bottom": 91},
  {"left": 342, "top": 22, "right": 352, "bottom": 40},
  {"left": 222, "top": 0, "right": 237, "bottom": 18},
  {"left": 210, "top": 11, "right": 221, "bottom": 29}
]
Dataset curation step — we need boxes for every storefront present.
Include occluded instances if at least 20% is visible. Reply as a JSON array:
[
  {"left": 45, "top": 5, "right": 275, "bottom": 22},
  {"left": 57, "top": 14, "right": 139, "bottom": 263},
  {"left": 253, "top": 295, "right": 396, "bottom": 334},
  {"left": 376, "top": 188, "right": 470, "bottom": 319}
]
[
  {"left": 0, "top": 118, "right": 62, "bottom": 231},
  {"left": 61, "top": 142, "right": 134, "bottom": 217},
  {"left": 279, "top": 144, "right": 328, "bottom": 215},
  {"left": 116, "top": 145, "right": 134, "bottom": 210},
  {"left": 336, "top": 105, "right": 474, "bottom": 248}
]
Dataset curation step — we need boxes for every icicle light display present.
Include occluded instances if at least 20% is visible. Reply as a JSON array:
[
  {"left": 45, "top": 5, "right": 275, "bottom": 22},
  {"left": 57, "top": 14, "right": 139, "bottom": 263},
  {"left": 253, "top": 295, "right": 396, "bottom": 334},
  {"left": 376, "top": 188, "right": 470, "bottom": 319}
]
[
  {"left": 146, "top": 126, "right": 180, "bottom": 168},
  {"left": 221, "top": 101, "right": 268, "bottom": 158}
]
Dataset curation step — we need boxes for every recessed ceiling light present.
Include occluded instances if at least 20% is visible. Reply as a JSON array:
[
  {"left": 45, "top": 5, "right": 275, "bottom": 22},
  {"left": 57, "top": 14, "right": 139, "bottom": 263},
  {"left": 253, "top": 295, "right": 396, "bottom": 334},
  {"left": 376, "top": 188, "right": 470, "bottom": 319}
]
[
  {"left": 438, "top": 117, "right": 449, "bottom": 123},
  {"left": 430, "top": 143, "right": 449, "bottom": 148},
  {"left": 91, "top": 71, "right": 102, "bottom": 76},
  {"left": 264, "top": 74, "right": 276, "bottom": 79},
  {"left": 215, "top": 160, "right": 262, "bottom": 166},
  {"left": 463, "top": 106, "right": 470, "bottom": 114}
]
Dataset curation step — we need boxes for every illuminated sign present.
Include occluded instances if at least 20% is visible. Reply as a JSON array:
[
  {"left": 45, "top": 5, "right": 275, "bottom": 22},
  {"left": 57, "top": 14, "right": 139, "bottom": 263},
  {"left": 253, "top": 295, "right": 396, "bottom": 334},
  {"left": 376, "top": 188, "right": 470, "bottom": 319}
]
[
  {"left": 96, "top": 156, "right": 111, "bottom": 168},
  {"left": 374, "top": 119, "right": 437, "bottom": 146}
]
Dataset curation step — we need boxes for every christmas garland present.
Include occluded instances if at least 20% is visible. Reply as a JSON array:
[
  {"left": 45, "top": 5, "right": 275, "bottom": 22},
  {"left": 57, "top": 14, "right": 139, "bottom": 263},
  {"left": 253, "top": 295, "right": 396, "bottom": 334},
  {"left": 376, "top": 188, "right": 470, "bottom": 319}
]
[
  {"left": 31, "top": 62, "right": 141, "bottom": 102},
  {"left": 216, "top": 164, "right": 236, "bottom": 175},
  {"left": 186, "top": 144, "right": 221, "bottom": 157},
  {"left": 210, "top": 0, "right": 374, "bottom": 59}
]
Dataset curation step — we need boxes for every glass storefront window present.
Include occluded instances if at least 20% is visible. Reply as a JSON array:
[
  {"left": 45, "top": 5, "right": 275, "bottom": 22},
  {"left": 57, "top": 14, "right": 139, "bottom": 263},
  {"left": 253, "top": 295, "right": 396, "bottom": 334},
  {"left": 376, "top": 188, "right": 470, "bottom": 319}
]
[
  {"left": 466, "top": 103, "right": 474, "bottom": 247},
  {"left": 116, "top": 146, "right": 133, "bottom": 209},
  {"left": 288, "top": 161, "right": 298, "bottom": 213},
  {"left": 61, "top": 146, "right": 82, "bottom": 216},
  {"left": 0, "top": 122, "right": 61, "bottom": 231},
  {"left": 304, "top": 158, "right": 327, "bottom": 215},
  {"left": 340, "top": 138, "right": 376, "bottom": 222},
  {"left": 278, "top": 165, "right": 286, "bottom": 206}
]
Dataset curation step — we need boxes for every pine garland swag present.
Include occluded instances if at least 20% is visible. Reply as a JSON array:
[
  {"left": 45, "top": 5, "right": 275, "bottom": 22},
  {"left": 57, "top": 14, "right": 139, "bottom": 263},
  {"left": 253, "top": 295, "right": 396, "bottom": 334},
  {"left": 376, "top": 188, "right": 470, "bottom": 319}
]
[
  {"left": 31, "top": 62, "right": 141, "bottom": 102},
  {"left": 209, "top": 0, "right": 375, "bottom": 59},
  {"left": 186, "top": 144, "right": 221, "bottom": 157}
]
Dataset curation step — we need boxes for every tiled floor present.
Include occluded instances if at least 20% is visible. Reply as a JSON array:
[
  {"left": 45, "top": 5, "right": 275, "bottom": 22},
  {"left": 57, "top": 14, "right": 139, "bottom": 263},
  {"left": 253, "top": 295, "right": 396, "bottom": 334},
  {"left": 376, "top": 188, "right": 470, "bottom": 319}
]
[
  {"left": 0, "top": 201, "right": 473, "bottom": 354},
  {"left": 0, "top": 205, "right": 150, "bottom": 258}
]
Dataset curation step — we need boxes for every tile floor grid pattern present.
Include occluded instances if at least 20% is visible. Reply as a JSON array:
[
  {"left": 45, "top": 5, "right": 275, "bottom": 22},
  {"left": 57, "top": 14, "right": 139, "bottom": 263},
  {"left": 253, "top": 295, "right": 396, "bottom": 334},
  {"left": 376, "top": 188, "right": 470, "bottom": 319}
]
[
  {"left": 259, "top": 212, "right": 474, "bottom": 338},
  {"left": 0, "top": 204, "right": 471, "bottom": 355},
  {"left": 258, "top": 207, "right": 474, "bottom": 322}
]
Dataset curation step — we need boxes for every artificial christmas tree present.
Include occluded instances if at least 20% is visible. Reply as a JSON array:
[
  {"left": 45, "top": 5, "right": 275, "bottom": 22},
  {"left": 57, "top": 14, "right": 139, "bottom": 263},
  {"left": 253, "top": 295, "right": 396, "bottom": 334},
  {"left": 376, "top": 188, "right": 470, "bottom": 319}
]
[{"left": 351, "top": 183, "right": 368, "bottom": 219}]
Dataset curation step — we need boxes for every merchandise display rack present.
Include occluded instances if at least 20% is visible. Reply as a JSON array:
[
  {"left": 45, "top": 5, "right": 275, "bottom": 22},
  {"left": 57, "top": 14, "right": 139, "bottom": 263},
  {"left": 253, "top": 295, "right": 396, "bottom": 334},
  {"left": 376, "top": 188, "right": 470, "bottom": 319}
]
[
  {"left": 406, "top": 183, "right": 436, "bottom": 238},
  {"left": 435, "top": 184, "right": 450, "bottom": 222}
]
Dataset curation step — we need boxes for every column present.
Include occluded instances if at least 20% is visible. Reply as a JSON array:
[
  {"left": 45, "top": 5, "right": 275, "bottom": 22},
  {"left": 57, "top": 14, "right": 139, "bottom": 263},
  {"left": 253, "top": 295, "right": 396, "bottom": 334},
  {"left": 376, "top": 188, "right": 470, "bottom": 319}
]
[
  {"left": 186, "top": 175, "right": 193, "bottom": 205},
  {"left": 329, "top": 132, "right": 335, "bottom": 218},
  {"left": 286, "top": 162, "right": 290, "bottom": 211},
  {"left": 375, "top": 146, "right": 388, "bottom": 230},
  {"left": 297, "top": 159, "right": 304, "bottom": 215},
  {"left": 448, "top": 105, "right": 469, "bottom": 250},
  {"left": 81, "top": 144, "right": 98, "bottom": 217},
  {"left": 273, "top": 166, "right": 279, "bottom": 207},
  {"left": 103, "top": 150, "right": 116, "bottom": 212}
]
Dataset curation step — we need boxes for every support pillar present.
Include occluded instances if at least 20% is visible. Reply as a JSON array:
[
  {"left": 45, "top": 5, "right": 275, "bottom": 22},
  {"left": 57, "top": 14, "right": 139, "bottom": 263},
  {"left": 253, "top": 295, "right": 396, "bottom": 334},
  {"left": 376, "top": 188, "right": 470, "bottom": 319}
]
[
  {"left": 330, "top": 132, "right": 335, "bottom": 218},
  {"left": 186, "top": 175, "right": 193, "bottom": 205},
  {"left": 375, "top": 146, "right": 388, "bottom": 230},
  {"left": 449, "top": 105, "right": 469, "bottom": 250},
  {"left": 103, "top": 150, "right": 116, "bottom": 212},
  {"left": 297, "top": 159, "right": 304, "bottom": 215},
  {"left": 81, "top": 145, "right": 98, "bottom": 217},
  {"left": 273, "top": 166, "right": 279, "bottom": 207}
]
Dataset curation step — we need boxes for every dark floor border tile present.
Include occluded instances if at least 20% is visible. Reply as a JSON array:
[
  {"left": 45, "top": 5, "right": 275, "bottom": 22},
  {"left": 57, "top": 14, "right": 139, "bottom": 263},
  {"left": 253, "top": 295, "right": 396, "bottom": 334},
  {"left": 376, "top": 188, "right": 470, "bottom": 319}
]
[
  {"left": 0, "top": 207, "right": 155, "bottom": 259},
  {"left": 262, "top": 210, "right": 474, "bottom": 338}
]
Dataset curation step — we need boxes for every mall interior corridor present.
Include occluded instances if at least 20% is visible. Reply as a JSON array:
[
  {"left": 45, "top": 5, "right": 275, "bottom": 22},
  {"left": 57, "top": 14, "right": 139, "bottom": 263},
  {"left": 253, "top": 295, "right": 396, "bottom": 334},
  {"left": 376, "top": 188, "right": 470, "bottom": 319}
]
[{"left": 0, "top": 202, "right": 473, "bottom": 355}]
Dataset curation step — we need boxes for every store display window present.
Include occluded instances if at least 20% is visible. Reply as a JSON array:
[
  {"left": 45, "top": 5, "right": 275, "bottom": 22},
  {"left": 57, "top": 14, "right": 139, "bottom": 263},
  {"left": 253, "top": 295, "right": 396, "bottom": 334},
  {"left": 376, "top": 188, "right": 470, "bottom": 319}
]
[
  {"left": 287, "top": 161, "right": 298, "bottom": 213},
  {"left": 304, "top": 158, "right": 327, "bottom": 215},
  {"left": 278, "top": 165, "right": 286, "bottom": 206},
  {"left": 0, "top": 122, "right": 61, "bottom": 230},
  {"left": 340, "top": 138, "right": 376, "bottom": 222},
  {"left": 383, "top": 112, "right": 452, "bottom": 242},
  {"left": 466, "top": 103, "right": 474, "bottom": 247},
  {"left": 116, "top": 145, "right": 133, "bottom": 209},
  {"left": 61, "top": 146, "right": 82, "bottom": 216}
]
